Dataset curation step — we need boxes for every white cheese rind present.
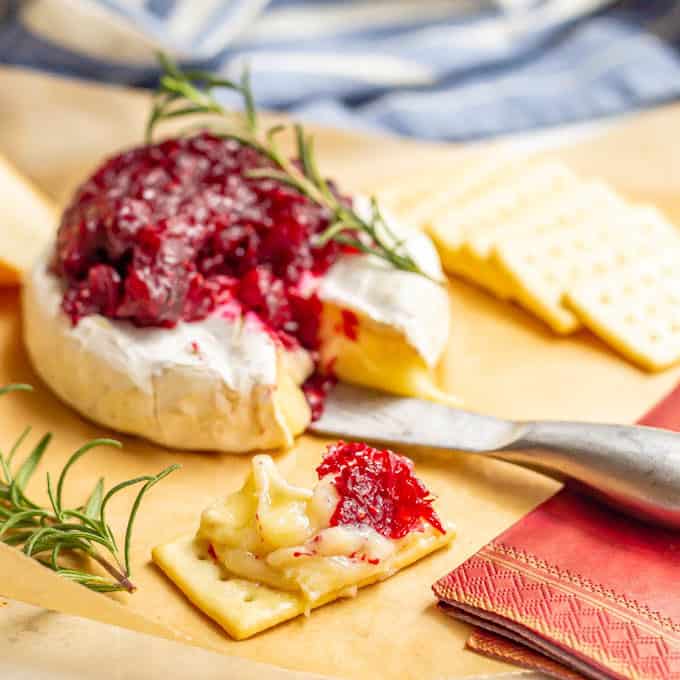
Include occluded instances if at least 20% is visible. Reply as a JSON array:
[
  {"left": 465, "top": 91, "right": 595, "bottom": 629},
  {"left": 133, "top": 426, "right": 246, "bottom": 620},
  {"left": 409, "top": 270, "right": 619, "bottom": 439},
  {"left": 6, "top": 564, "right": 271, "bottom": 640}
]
[
  {"left": 22, "top": 255, "right": 312, "bottom": 452},
  {"left": 320, "top": 200, "right": 450, "bottom": 367}
]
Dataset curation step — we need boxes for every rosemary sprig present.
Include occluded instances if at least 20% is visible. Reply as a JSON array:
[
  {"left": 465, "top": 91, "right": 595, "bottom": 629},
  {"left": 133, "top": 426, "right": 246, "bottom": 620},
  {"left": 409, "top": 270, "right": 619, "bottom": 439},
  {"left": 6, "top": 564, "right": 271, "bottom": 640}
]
[
  {"left": 146, "top": 52, "right": 434, "bottom": 280},
  {"left": 0, "top": 384, "right": 180, "bottom": 593}
]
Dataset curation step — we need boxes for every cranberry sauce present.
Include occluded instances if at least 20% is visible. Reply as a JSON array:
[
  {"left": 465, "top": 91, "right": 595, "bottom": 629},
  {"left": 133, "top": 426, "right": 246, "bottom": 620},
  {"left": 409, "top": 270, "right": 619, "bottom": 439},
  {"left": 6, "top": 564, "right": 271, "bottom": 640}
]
[
  {"left": 53, "top": 133, "right": 356, "bottom": 414},
  {"left": 317, "top": 442, "right": 445, "bottom": 539}
]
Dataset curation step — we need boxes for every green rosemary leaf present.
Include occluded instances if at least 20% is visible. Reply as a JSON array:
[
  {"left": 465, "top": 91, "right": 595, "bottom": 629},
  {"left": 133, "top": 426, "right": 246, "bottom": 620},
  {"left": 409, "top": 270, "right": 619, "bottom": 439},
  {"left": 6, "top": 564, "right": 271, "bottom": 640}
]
[
  {"left": 31, "top": 534, "right": 91, "bottom": 557},
  {"left": 295, "top": 124, "right": 313, "bottom": 180},
  {"left": 303, "top": 135, "right": 332, "bottom": 201},
  {"left": 156, "top": 50, "right": 184, "bottom": 81},
  {"left": 370, "top": 196, "right": 400, "bottom": 244},
  {"left": 0, "top": 384, "right": 179, "bottom": 593},
  {"left": 197, "top": 75, "right": 240, "bottom": 91},
  {"left": 266, "top": 123, "right": 285, "bottom": 141},
  {"left": 56, "top": 439, "right": 121, "bottom": 512},
  {"left": 146, "top": 92, "right": 178, "bottom": 143},
  {"left": 99, "top": 475, "right": 155, "bottom": 528},
  {"left": 54, "top": 568, "right": 126, "bottom": 592},
  {"left": 159, "top": 105, "right": 214, "bottom": 121},
  {"left": 10, "top": 433, "right": 51, "bottom": 509},
  {"left": 23, "top": 526, "right": 58, "bottom": 556},
  {"left": 264, "top": 124, "right": 286, "bottom": 163},
  {"left": 316, "top": 221, "right": 349, "bottom": 247},
  {"left": 245, "top": 167, "right": 310, "bottom": 194},
  {"left": 46, "top": 471, "right": 60, "bottom": 519},
  {"left": 51, "top": 541, "right": 63, "bottom": 571},
  {"left": 59, "top": 509, "right": 110, "bottom": 542},
  {"left": 13, "top": 433, "right": 50, "bottom": 490},
  {"left": 0, "top": 509, "right": 48, "bottom": 539},
  {"left": 7, "top": 426, "right": 32, "bottom": 465},
  {"left": 241, "top": 66, "right": 257, "bottom": 133},
  {"left": 49, "top": 528, "right": 111, "bottom": 550},
  {"left": 124, "top": 464, "right": 180, "bottom": 575},
  {"left": 331, "top": 234, "right": 379, "bottom": 256},
  {"left": 48, "top": 521, "right": 109, "bottom": 535},
  {"left": 83, "top": 478, "right": 105, "bottom": 519},
  {"left": 0, "top": 384, "right": 33, "bottom": 398},
  {"left": 84, "top": 582, "right": 130, "bottom": 593},
  {"left": 2, "top": 531, "right": 33, "bottom": 546},
  {"left": 295, "top": 126, "right": 331, "bottom": 200},
  {"left": 54, "top": 567, "right": 95, "bottom": 579},
  {"left": 0, "top": 452, "right": 10, "bottom": 487}
]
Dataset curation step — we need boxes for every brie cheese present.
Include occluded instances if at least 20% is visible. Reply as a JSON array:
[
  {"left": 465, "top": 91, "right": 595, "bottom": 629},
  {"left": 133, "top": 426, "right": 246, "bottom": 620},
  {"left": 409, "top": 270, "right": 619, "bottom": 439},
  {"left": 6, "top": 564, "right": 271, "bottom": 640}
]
[
  {"left": 23, "top": 208, "right": 451, "bottom": 452},
  {"left": 23, "top": 255, "right": 312, "bottom": 451}
]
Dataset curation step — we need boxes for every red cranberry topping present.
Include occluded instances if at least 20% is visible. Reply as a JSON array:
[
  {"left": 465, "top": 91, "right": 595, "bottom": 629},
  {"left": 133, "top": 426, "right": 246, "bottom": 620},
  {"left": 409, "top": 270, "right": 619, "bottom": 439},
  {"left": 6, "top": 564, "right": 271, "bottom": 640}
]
[
  {"left": 53, "top": 132, "right": 352, "bottom": 346},
  {"left": 302, "top": 370, "right": 338, "bottom": 422},
  {"left": 339, "top": 309, "right": 359, "bottom": 341},
  {"left": 316, "top": 442, "right": 445, "bottom": 539},
  {"left": 52, "top": 132, "right": 360, "bottom": 417}
]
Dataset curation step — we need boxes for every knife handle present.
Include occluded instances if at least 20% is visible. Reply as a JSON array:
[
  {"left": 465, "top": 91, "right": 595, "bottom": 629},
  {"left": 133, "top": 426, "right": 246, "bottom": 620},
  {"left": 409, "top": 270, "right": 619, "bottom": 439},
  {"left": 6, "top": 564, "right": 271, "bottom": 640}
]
[{"left": 498, "top": 420, "right": 680, "bottom": 529}]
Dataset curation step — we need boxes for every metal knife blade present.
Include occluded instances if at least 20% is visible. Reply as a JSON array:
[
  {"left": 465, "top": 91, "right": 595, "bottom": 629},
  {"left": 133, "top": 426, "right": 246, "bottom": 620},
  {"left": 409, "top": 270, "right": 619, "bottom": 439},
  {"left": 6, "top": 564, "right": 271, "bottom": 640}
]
[{"left": 309, "top": 383, "right": 521, "bottom": 451}]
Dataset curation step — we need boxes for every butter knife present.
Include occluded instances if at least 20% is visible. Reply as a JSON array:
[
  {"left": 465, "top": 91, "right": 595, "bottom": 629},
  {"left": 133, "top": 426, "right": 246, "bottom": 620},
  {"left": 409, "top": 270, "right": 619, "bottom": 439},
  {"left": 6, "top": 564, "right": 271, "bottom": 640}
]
[{"left": 309, "top": 383, "right": 680, "bottom": 530}]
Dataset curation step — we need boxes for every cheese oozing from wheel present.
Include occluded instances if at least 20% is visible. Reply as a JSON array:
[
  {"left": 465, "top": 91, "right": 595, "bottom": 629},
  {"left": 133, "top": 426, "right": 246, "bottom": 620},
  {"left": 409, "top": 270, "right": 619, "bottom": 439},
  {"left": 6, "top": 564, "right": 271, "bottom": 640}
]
[
  {"left": 317, "top": 196, "right": 452, "bottom": 403},
  {"left": 153, "top": 445, "right": 455, "bottom": 639}
]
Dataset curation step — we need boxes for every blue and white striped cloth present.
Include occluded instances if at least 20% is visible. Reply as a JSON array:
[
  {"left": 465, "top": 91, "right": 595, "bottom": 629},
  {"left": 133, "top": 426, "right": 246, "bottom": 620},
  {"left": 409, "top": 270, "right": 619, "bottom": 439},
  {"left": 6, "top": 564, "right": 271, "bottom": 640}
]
[{"left": 2, "top": 0, "right": 680, "bottom": 141}]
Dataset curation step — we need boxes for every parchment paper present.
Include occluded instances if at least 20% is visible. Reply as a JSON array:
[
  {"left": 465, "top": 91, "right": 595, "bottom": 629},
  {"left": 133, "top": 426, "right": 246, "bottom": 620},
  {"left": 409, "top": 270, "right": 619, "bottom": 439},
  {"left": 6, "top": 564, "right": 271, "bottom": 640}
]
[{"left": 1, "top": 66, "right": 680, "bottom": 680}]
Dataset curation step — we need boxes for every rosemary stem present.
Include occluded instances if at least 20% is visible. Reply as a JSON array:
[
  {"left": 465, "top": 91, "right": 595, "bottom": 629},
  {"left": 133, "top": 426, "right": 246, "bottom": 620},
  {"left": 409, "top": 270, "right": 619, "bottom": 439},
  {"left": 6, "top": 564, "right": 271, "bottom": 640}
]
[{"left": 90, "top": 551, "right": 136, "bottom": 593}]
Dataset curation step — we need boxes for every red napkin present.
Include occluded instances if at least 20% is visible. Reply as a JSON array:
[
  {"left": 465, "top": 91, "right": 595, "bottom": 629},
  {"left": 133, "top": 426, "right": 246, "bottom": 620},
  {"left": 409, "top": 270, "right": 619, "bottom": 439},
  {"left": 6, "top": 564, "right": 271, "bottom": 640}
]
[{"left": 433, "top": 386, "right": 680, "bottom": 680}]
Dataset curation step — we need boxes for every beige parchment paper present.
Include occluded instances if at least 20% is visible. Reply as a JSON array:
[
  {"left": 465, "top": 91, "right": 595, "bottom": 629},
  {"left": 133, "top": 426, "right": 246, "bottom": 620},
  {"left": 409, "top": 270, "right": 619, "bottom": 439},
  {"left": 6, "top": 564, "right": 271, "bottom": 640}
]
[{"left": 1, "top": 66, "right": 680, "bottom": 680}]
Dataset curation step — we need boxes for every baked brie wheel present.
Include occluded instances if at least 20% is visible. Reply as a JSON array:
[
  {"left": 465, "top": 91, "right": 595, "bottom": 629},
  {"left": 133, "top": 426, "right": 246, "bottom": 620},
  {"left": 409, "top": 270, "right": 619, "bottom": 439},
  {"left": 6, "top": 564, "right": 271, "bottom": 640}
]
[
  {"left": 153, "top": 442, "right": 455, "bottom": 639},
  {"left": 22, "top": 133, "right": 450, "bottom": 452}
]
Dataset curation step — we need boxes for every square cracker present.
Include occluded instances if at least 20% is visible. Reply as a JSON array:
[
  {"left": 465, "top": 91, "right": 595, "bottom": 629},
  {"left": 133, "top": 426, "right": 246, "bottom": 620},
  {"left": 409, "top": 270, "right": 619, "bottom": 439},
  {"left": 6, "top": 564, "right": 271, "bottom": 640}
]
[
  {"left": 494, "top": 202, "right": 680, "bottom": 334},
  {"left": 152, "top": 526, "right": 454, "bottom": 640},
  {"left": 566, "top": 250, "right": 680, "bottom": 371},
  {"left": 425, "top": 161, "right": 576, "bottom": 299}
]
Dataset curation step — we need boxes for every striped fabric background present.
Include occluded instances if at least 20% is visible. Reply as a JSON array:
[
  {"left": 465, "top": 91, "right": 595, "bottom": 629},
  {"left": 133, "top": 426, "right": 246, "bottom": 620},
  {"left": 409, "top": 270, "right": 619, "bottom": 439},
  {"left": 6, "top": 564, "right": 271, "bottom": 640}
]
[{"left": 1, "top": 1, "right": 680, "bottom": 140}]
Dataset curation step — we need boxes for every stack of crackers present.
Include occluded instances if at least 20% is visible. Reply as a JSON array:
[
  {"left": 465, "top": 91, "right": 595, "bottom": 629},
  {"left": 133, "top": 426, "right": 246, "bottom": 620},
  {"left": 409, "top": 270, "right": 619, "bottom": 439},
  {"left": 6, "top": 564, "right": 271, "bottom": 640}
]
[{"left": 374, "top": 154, "right": 680, "bottom": 372}]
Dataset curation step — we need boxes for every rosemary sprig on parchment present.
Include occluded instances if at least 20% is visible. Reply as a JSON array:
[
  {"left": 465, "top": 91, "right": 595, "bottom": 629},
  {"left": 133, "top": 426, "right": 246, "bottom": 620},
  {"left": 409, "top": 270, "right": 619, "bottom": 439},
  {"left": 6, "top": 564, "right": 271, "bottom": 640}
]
[
  {"left": 0, "top": 384, "right": 179, "bottom": 593},
  {"left": 146, "top": 52, "right": 433, "bottom": 280}
]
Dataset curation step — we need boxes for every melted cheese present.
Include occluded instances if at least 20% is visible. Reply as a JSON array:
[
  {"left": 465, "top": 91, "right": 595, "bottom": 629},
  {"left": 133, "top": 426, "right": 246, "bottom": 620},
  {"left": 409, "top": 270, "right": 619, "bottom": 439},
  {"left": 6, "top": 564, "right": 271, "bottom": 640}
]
[
  {"left": 318, "top": 201, "right": 453, "bottom": 403},
  {"left": 196, "top": 455, "right": 449, "bottom": 602},
  {"left": 153, "top": 454, "right": 455, "bottom": 638}
]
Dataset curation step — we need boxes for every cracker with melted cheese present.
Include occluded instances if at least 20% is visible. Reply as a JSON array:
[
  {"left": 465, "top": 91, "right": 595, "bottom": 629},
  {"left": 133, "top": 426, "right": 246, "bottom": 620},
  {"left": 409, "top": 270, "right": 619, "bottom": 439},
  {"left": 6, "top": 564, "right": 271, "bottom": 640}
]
[{"left": 153, "top": 450, "right": 454, "bottom": 640}]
